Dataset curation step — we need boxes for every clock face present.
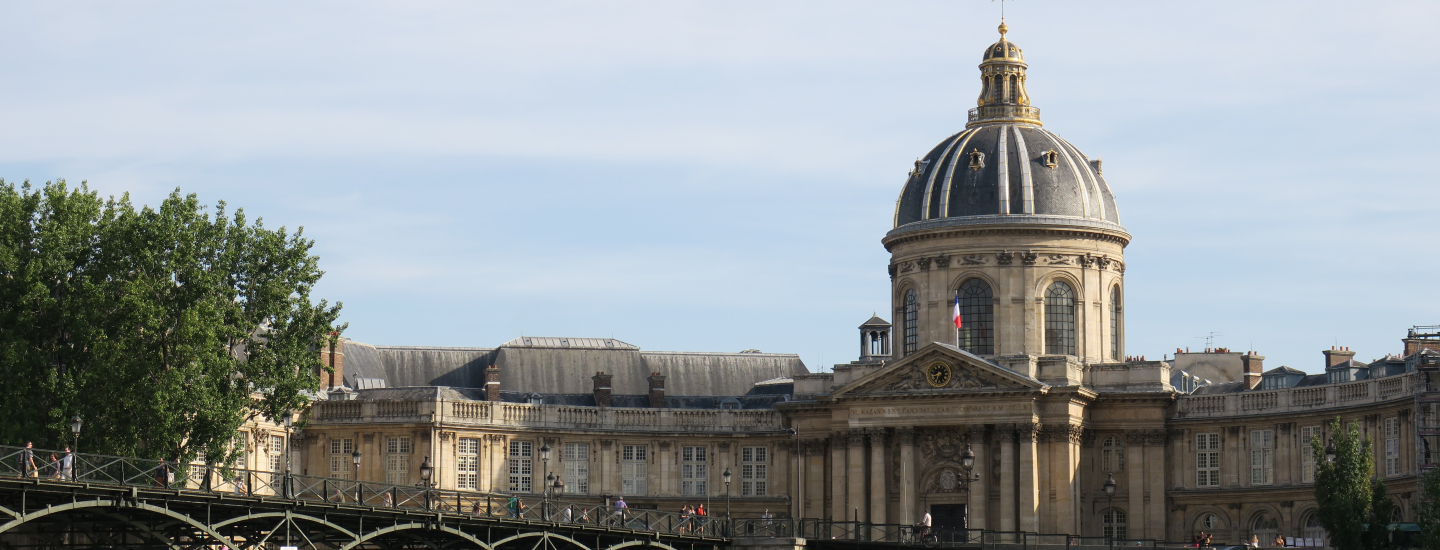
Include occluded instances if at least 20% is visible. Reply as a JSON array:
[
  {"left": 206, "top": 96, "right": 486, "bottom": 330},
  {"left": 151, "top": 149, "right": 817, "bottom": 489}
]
[{"left": 926, "top": 362, "right": 952, "bottom": 388}]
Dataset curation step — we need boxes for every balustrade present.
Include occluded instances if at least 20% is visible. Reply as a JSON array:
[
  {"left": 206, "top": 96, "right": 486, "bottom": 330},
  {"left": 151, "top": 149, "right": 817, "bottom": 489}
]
[{"left": 1178, "top": 373, "right": 1416, "bottom": 418}]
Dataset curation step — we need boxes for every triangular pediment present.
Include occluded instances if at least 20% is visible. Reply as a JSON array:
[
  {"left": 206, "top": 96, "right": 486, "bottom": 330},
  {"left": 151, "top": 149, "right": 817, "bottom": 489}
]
[{"left": 833, "top": 343, "right": 1046, "bottom": 397}]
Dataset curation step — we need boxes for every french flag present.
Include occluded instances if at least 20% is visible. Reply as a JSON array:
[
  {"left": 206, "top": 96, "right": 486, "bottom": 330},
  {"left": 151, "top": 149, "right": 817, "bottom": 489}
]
[{"left": 953, "top": 290, "right": 963, "bottom": 329}]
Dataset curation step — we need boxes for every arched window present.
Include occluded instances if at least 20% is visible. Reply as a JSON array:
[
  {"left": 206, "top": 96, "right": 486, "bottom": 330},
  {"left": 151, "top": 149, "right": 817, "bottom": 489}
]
[
  {"left": 1301, "top": 513, "right": 1326, "bottom": 545},
  {"left": 1103, "top": 508, "right": 1127, "bottom": 540},
  {"left": 1252, "top": 512, "right": 1279, "bottom": 544},
  {"left": 1110, "top": 286, "right": 1122, "bottom": 361},
  {"left": 1102, "top": 436, "right": 1126, "bottom": 472},
  {"left": 956, "top": 279, "right": 995, "bottom": 355},
  {"left": 903, "top": 289, "right": 919, "bottom": 355},
  {"left": 1044, "top": 281, "right": 1077, "bottom": 356}
]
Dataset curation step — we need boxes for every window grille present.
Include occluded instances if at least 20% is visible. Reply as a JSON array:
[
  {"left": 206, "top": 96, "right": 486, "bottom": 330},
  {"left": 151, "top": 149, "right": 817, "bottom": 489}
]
[
  {"left": 1250, "top": 430, "right": 1274, "bottom": 485},
  {"left": 741, "top": 446, "right": 768, "bottom": 496},
  {"left": 1302, "top": 514, "right": 1327, "bottom": 546},
  {"left": 1044, "top": 282, "right": 1077, "bottom": 355},
  {"left": 903, "top": 289, "right": 918, "bottom": 355},
  {"left": 1386, "top": 417, "right": 1400, "bottom": 476},
  {"left": 1110, "top": 286, "right": 1122, "bottom": 361},
  {"left": 957, "top": 279, "right": 994, "bottom": 355},
  {"left": 458, "top": 438, "right": 480, "bottom": 490},
  {"left": 622, "top": 445, "right": 647, "bottom": 496},
  {"left": 565, "top": 443, "right": 589, "bottom": 494},
  {"left": 681, "top": 446, "right": 707, "bottom": 496},
  {"left": 1252, "top": 513, "right": 1279, "bottom": 543},
  {"left": 329, "top": 438, "right": 354, "bottom": 479},
  {"left": 509, "top": 441, "right": 533, "bottom": 493},
  {"left": 1103, "top": 508, "right": 1127, "bottom": 540},
  {"left": 1102, "top": 436, "right": 1125, "bottom": 472},
  {"left": 1299, "top": 426, "right": 1319, "bottom": 483},
  {"left": 1196, "top": 433, "right": 1220, "bottom": 487},
  {"left": 385, "top": 437, "right": 411, "bottom": 485}
]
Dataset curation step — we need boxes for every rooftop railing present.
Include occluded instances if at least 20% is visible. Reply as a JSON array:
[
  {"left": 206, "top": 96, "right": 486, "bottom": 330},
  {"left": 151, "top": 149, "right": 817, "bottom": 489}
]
[
  {"left": 313, "top": 399, "right": 787, "bottom": 433},
  {"left": 967, "top": 105, "right": 1041, "bottom": 125},
  {"left": 1177, "top": 373, "right": 1417, "bottom": 419}
]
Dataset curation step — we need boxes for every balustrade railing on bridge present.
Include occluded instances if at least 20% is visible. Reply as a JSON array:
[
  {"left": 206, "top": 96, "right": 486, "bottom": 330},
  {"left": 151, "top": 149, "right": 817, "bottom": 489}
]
[{"left": 0, "top": 443, "right": 724, "bottom": 538}]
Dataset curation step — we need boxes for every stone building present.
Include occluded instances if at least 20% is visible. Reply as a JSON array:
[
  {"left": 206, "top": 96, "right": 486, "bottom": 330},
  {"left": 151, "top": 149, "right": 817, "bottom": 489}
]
[{"left": 290, "top": 23, "right": 1440, "bottom": 545}]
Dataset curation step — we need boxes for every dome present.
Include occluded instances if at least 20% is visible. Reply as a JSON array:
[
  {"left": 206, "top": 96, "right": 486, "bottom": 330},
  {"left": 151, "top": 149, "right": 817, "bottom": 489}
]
[{"left": 889, "top": 23, "right": 1125, "bottom": 238}]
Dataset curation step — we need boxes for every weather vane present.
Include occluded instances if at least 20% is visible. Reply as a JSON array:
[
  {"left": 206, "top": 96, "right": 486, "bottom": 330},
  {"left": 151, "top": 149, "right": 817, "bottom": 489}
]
[{"left": 993, "top": 0, "right": 1011, "bottom": 21}]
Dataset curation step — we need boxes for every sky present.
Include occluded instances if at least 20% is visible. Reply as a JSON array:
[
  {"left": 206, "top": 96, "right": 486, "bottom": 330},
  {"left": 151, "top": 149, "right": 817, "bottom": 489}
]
[{"left": 1, "top": 1, "right": 1437, "bottom": 374}]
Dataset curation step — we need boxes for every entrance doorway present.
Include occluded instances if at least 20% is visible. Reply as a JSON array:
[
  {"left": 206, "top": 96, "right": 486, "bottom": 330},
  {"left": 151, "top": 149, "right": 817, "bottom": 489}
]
[{"left": 931, "top": 504, "right": 967, "bottom": 530}]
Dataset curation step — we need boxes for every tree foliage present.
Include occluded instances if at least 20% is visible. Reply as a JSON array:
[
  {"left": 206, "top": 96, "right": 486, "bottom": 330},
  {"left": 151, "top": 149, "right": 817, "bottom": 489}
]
[
  {"left": 1420, "top": 467, "right": 1440, "bottom": 550},
  {"left": 0, "top": 180, "right": 343, "bottom": 464},
  {"left": 1310, "top": 417, "right": 1395, "bottom": 550}
]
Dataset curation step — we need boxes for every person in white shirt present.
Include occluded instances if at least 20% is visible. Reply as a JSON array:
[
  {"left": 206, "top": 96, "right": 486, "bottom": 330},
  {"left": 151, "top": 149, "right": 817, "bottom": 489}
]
[{"left": 917, "top": 510, "right": 933, "bottom": 540}]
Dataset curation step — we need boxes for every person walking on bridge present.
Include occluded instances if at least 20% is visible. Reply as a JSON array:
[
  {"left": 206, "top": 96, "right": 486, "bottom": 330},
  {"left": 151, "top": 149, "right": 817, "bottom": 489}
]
[{"left": 18, "top": 442, "right": 37, "bottom": 478}]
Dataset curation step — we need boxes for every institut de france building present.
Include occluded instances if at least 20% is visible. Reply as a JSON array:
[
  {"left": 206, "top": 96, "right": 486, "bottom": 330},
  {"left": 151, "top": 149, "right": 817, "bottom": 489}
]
[{"left": 249, "top": 23, "right": 1440, "bottom": 545}]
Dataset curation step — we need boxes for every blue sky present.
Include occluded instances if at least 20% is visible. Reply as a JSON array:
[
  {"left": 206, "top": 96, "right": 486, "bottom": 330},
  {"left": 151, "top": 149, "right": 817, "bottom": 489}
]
[{"left": 2, "top": 1, "right": 1437, "bottom": 374}]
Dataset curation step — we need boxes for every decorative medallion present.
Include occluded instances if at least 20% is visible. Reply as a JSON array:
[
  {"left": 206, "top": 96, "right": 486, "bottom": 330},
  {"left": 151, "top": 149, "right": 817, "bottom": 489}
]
[{"left": 926, "top": 362, "right": 953, "bottom": 388}]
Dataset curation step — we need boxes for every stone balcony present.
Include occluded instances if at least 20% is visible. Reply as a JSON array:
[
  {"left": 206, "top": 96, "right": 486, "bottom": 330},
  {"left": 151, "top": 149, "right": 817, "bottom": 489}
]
[
  {"left": 1175, "top": 372, "right": 1417, "bottom": 419},
  {"left": 312, "top": 399, "right": 788, "bottom": 434}
]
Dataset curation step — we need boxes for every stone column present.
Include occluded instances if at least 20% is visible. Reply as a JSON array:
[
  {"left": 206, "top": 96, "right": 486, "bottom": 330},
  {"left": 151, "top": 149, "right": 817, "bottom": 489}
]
[
  {"left": 1146, "top": 432, "right": 1167, "bottom": 542},
  {"left": 659, "top": 441, "right": 673, "bottom": 497},
  {"left": 870, "top": 430, "right": 888, "bottom": 525},
  {"left": 998, "top": 424, "right": 1017, "bottom": 532},
  {"left": 1125, "top": 430, "right": 1146, "bottom": 538},
  {"left": 898, "top": 428, "right": 917, "bottom": 525},
  {"left": 807, "top": 440, "right": 826, "bottom": 518},
  {"left": 831, "top": 432, "right": 847, "bottom": 521},
  {"left": 1018, "top": 423, "right": 1040, "bottom": 533},
  {"left": 969, "top": 426, "right": 989, "bottom": 530},
  {"left": 847, "top": 430, "right": 867, "bottom": 522},
  {"left": 1051, "top": 425, "right": 1079, "bottom": 536}
]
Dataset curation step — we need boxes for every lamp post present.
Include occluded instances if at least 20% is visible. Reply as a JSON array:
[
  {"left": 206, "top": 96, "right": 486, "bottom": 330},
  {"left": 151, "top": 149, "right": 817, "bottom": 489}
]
[
  {"left": 419, "top": 456, "right": 434, "bottom": 510},
  {"left": 723, "top": 467, "right": 733, "bottom": 536},
  {"left": 540, "top": 443, "right": 551, "bottom": 519},
  {"left": 69, "top": 415, "right": 82, "bottom": 480},
  {"left": 352, "top": 449, "right": 363, "bottom": 503},
  {"left": 282, "top": 411, "right": 294, "bottom": 498},
  {"left": 1325, "top": 439, "right": 1337, "bottom": 464},
  {"left": 1102, "top": 473, "right": 1117, "bottom": 550},
  {"left": 960, "top": 443, "right": 977, "bottom": 533}
]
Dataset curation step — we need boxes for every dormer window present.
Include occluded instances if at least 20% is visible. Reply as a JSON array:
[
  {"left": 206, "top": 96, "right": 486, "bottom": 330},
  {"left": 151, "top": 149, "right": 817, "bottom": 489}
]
[
  {"left": 527, "top": 392, "right": 543, "bottom": 405},
  {"left": 1042, "top": 150, "right": 1059, "bottom": 168},
  {"left": 968, "top": 149, "right": 985, "bottom": 171},
  {"left": 720, "top": 397, "right": 741, "bottom": 410}
]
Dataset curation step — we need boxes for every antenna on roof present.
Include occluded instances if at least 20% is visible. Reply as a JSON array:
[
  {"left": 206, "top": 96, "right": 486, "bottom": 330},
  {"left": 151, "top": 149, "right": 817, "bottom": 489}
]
[{"left": 1195, "top": 332, "right": 1222, "bottom": 349}]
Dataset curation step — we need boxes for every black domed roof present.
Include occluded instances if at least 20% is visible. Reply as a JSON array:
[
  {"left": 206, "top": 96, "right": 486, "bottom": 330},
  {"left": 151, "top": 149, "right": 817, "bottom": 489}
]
[
  {"left": 982, "top": 38, "right": 1023, "bottom": 62},
  {"left": 891, "top": 124, "right": 1122, "bottom": 232}
]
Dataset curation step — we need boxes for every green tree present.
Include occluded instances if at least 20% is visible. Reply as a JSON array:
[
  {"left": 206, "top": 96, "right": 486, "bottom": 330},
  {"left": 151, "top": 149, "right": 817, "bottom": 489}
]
[
  {"left": 1310, "top": 417, "right": 1396, "bottom": 550},
  {"left": 1420, "top": 467, "right": 1440, "bottom": 550},
  {"left": 0, "top": 179, "right": 343, "bottom": 464}
]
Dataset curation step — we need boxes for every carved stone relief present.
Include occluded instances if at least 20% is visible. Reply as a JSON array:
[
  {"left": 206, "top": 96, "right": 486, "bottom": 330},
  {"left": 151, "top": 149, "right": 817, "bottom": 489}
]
[
  {"left": 917, "top": 257, "right": 932, "bottom": 271},
  {"left": 1045, "top": 254, "right": 1071, "bottom": 265},
  {"left": 934, "top": 255, "right": 951, "bottom": 268},
  {"left": 900, "top": 261, "right": 915, "bottom": 273},
  {"left": 996, "top": 251, "right": 1013, "bottom": 265},
  {"left": 961, "top": 254, "right": 986, "bottom": 265},
  {"left": 1020, "top": 251, "right": 1038, "bottom": 266},
  {"left": 918, "top": 427, "right": 969, "bottom": 463}
]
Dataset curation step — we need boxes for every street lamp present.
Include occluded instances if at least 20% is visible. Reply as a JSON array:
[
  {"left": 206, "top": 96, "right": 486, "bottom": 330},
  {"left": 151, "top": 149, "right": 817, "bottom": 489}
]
[
  {"left": 1102, "top": 473, "right": 1117, "bottom": 550},
  {"left": 419, "top": 456, "right": 434, "bottom": 510},
  {"left": 352, "top": 449, "right": 363, "bottom": 503},
  {"left": 723, "top": 466, "right": 733, "bottom": 534},
  {"left": 69, "top": 414, "right": 82, "bottom": 480},
  {"left": 540, "top": 443, "right": 552, "bottom": 518},
  {"left": 1325, "top": 439, "right": 1337, "bottom": 464},
  {"left": 281, "top": 411, "right": 294, "bottom": 498}
]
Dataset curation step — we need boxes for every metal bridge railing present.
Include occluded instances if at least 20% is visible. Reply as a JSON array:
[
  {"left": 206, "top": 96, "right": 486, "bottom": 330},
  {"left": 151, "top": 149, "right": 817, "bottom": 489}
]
[{"left": 0, "top": 443, "right": 721, "bottom": 538}]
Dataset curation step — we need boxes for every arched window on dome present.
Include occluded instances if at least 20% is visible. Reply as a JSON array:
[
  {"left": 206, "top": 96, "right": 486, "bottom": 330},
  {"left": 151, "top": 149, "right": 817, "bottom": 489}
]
[
  {"left": 903, "top": 289, "right": 918, "bottom": 356},
  {"left": 956, "top": 279, "right": 994, "bottom": 355},
  {"left": 1102, "top": 436, "right": 1125, "bottom": 472},
  {"left": 1110, "top": 286, "right": 1123, "bottom": 361},
  {"left": 1044, "top": 281, "right": 1077, "bottom": 356}
]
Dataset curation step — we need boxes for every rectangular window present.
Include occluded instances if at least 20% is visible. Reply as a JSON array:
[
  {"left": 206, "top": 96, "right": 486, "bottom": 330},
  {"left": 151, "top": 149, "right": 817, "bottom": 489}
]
[
  {"left": 622, "top": 444, "right": 647, "bottom": 496},
  {"left": 741, "top": 446, "right": 768, "bottom": 496},
  {"left": 681, "top": 446, "right": 708, "bottom": 496},
  {"left": 564, "top": 442, "right": 590, "bottom": 495},
  {"left": 330, "top": 438, "right": 354, "bottom": 478},
  {"left": 458, "top": 438, "right": 480, "bottom": 490},
  {"left": 1386, "top": 418, "right": 1400, "bottom": 476},
  {"left": 1300, "top": 426, "right": 1319, "bottom": 483},
  {"left": 385, "top": 437, "right": 411, "bottom": 485},
  {"left": 509, "top": 441, "right": 533, "bottom": 493},
  {"left": 268, "top": 435, "right": 284, "bottom": 472},
  {"left": 1196, "top": 433, "right": 1219, "bottom": 487},
  {"left": 1250, "top": 430, "right": 1274, "bottom": 486}
]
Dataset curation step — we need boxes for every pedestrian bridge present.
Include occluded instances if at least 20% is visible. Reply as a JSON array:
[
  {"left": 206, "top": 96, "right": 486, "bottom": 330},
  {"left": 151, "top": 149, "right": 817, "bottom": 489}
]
[{"left": 0, "top": 444, "right": 727, "bottom": 550}]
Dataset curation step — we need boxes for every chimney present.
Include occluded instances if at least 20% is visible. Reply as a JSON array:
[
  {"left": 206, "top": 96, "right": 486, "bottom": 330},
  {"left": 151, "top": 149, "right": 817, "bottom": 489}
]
[
  {"left": 1242, "top": 353, "right": 1265, "bottom": 389},
  {"left": 485, "top": 366, "right": 501, "bottom": 401},
  {"left": 1404, "top": 339, "right": 1440, "bottom": 357},
  {"left": 319, "top": 335, "right": 345, "bottom": 389},
  {"left": 592, "top": 371, "right": 613, "bottom": 408},
  {"left": 648, "top": 372, "right": 667, "bottom": 408},
  {"left": 1323, "top": 347, "right": 1356, "bottom": 370}
]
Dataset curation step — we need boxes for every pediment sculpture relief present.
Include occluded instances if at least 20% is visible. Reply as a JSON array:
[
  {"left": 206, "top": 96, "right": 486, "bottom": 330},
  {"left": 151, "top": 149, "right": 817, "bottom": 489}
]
[
  {"left": 918, "top": 427, "right": 968, "bottom": 462},
  {"left": 878, "top": 362, "right": 1003, "bottom": 393},
  {"left": 926, "top": 468, "right": 967, "bottom": 493}
]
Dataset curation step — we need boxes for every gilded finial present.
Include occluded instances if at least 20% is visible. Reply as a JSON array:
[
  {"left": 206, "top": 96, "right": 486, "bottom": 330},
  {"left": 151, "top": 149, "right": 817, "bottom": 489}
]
[{"left": 998, "top": 21, "right": 1008, "bottom": 38}]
